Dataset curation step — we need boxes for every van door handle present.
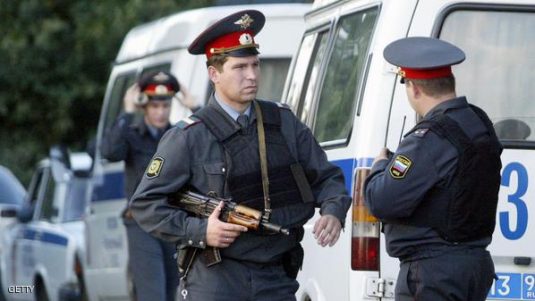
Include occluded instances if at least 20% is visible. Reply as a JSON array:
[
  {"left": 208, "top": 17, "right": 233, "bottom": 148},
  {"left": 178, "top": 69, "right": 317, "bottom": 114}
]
[{"left": 514, "top": 257, "right": 531, "bottom": 266}]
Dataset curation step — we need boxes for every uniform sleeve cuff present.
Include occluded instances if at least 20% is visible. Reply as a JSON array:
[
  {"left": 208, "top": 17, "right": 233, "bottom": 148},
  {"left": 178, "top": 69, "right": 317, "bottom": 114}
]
[
  {"left": 320, "top": 200, "right": 347, "bottom": 225},
  {"left": 185, "top": 216, "right": 208, "bottom": 249}
]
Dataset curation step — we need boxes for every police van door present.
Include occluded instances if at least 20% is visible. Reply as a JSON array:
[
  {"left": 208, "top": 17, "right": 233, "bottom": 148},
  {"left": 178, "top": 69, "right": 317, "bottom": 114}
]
[{"left": 386, "top": 1, "right": 535, "bottom": 300}]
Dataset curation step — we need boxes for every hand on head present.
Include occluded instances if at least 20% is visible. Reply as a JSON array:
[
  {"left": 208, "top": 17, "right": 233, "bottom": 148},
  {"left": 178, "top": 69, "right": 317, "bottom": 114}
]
[{"left": 123, "top": 84, "right": 141, "bottom": 113}]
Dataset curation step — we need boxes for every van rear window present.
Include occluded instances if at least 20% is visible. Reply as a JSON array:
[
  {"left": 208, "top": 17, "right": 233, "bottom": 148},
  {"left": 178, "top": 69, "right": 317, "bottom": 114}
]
[{"left": 439, "top": 8, "right": 535, "bottom": 145}]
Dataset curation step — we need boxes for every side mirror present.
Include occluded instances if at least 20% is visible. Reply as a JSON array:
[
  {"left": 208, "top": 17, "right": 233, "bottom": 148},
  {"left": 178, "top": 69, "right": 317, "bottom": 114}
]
[{"left": 17, "top": 205, "right": 34, "bottom": 223}]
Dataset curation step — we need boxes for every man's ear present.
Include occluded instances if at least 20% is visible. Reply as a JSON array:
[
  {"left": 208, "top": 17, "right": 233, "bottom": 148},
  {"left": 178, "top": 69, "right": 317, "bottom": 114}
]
[
  {"left": 408, "top": 81, "right": 422, "bottom": 99},
  {"left": 208, "top": 65, "right": 219, "bottom": 85}
]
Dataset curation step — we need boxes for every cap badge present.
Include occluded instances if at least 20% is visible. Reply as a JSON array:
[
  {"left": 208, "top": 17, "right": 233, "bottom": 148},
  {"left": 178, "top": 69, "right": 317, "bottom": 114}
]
[
  {"left": 155, "top": 84, "right": 169, "bottom": 95},
  {"left": 234, "top": 13, "right": 254, "bottom": 29},
  {"left": 153, "top": 72, "right": 170, "bottom": 81},
  {"left": 239, "top": 33, "right": 253, "bottom": 45}
]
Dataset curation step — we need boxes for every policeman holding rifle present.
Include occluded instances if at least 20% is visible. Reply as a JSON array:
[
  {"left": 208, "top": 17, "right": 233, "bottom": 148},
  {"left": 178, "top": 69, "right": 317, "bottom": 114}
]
[{"left": 130, "top": 9, "right": 351, "bottom": 301}]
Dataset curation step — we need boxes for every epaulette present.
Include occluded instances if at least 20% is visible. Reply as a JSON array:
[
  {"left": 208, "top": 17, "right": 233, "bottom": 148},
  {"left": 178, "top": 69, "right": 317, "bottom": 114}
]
[
  {"left": 413, "top": 128, "right": 430, "bottom": 138},
  {"left": 275, "top": 102, "right": 292, "bottom": 111},
  {"left": 176, "top": 116, "right": 202, "bottom": 130}
]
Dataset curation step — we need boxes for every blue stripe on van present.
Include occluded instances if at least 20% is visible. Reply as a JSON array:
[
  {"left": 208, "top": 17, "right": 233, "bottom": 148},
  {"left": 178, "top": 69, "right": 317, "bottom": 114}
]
[
  {"left": 92, "top": 171, "right": 125, "bottom": 202},
  {"left": 22, "top": 229, "right": 68, "bottom": 246},
  {"left": 331, "top": 158, "right": 356, "bottom": 193},
  {"left": 330, "top": 157, "right": 374, "bottom": 193}
]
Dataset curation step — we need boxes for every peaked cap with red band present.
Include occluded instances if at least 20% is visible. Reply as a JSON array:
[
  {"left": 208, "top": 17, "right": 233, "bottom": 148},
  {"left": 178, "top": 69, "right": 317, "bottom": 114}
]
[
  {"left": 383, "top": 37, "right": 465, "bottom": 82},
  {"left": 138, "top": 71, "right": 180, "bottom": 101},
  {"left": 188, "top": 10, "right": 265, "bottom": 59}
]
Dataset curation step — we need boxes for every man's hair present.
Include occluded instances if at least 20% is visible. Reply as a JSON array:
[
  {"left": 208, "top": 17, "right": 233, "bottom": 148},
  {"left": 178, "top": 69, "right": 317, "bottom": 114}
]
[
  {"left": 206, "top": 53, "right": 229, "bottom": 72},
  {"left": 408, "top": 76, "right": 456, "bottom": 98}
]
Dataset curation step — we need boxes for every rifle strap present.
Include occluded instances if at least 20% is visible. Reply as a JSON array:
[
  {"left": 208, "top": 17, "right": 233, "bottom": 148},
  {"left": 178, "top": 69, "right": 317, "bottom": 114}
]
[{"left": 254, "top": 101, "right": 272, "bottom": 222}]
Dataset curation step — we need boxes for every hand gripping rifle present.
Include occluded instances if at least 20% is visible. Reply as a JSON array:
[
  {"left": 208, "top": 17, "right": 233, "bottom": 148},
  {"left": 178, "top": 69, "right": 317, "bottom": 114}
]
[{"left": 172, "top": 191, "right": 290, "bottom": 235}]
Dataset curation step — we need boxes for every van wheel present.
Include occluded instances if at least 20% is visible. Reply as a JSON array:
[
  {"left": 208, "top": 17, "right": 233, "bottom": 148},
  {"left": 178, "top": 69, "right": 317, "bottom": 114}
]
[
  {"left": 35, "top": 278, "right": 49, "bottom": 301},
  {"left": 76, "top": 271, "right": 89, "bottom": 301}
]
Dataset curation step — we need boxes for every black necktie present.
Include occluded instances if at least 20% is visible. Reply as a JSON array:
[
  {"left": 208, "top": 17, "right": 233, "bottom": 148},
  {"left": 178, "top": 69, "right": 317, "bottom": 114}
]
[{"left": 237, "top": 114, "right": 249, "bottom": 130}]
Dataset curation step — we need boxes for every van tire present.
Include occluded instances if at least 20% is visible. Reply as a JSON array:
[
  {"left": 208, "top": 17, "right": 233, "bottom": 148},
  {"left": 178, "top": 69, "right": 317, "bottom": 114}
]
[{"left": 127, "top": 266, "right": 137, "bottom": 301}]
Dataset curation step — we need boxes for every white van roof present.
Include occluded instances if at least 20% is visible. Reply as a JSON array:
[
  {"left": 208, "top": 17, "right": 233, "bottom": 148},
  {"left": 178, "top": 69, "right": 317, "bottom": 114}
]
[{"left": 115, "top": 3, "right": 311, "bottom": 64}]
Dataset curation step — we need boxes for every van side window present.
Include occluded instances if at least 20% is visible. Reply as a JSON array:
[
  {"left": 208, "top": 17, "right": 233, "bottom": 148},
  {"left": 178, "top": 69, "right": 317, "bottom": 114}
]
[
  {"left": 257, "top": 58, "right": 291, "bottom": 101},
  {"left": 300, "top": 31, "right": 330, "bottom": 124},
  {"left": 39, "top": 168, "right": 60, "bottom": 221},
  {"left": 285, "top": 32, "right": 328, "bottom": 118},
  {"left": 141, "top": 63, "right": 171, "bottom": 77},
  {"left": 313, "top": 7, "right": 378, "bottom": 144},
  {"left": 439, "top": 8, "right": 535, "bottom": 144},
  {"left": 102, "top": 72, "right": 137, "bottom": 134},
  {"left": 63, "top": 177, "right": 90, "bottom": 222}
]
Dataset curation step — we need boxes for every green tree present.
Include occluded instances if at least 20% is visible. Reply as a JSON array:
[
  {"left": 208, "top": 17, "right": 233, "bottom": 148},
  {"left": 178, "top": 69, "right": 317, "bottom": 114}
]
[{"left": 0, "top": 0, "right": 213, "bottom": 184}]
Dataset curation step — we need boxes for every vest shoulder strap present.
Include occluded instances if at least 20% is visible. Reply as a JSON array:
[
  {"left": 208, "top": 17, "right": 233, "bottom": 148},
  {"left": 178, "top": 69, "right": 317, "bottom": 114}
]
[
  {"left": 256, "top": 100, "right": 281, "bottom": 128},
  {"left": 409, "top": 114, "right": 472, "bottom": 154},
  {"left": 193, "top": 106, "right": 239, "bottom": 142}
]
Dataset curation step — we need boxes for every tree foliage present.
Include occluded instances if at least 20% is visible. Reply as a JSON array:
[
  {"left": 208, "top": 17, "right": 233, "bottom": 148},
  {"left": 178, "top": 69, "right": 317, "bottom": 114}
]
[{"left": 0, "top": 0, "right": 213, "bottom": 184}]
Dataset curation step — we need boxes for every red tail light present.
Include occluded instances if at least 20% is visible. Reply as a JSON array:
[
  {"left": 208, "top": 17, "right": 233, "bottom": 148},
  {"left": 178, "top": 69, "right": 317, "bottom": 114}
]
[{"left": 351, "top": 168, "right": 380, "bottom": 270}]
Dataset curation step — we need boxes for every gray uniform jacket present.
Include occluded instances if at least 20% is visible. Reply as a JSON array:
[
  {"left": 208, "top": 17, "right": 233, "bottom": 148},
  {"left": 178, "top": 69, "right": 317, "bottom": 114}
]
[
  {"left": 100, "top": 113, "right": 168, "bottom": 201},
  {"left": 365, "top": 97, "right": 492, "bottom": 261},
  {"left": 130, "top": 97, "right": 351, "bottom": 263}
]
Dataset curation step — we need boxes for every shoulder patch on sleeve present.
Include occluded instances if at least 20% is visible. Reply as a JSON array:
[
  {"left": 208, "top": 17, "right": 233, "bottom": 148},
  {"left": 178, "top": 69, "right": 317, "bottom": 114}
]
[
  {"left": 413, "top": 128, "right": 429, "bottom": 138},
  {"left": 389, "top": 155, "right": 412, "bottom": 179},
  {"left": 146, "top": 157, "right": 164, "bottom": 178},
  {"left": 176, "top": 116, "right": 202, "bottom": 130}
]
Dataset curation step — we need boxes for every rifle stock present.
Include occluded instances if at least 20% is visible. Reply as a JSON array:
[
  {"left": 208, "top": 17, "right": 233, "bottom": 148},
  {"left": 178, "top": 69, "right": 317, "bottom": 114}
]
[{"left": 172, "top": 191, "right": 290, "bottom": 235}]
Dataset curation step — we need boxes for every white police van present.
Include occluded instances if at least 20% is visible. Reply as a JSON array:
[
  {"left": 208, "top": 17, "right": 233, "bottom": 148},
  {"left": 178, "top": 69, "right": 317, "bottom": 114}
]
[
  {"left": 85, "top": 4, "right": 310, "bottom": 301},
  {"left": 0, "top": 148, "right": 92, "bottom": 301},
  {"left": 281, "top": 0, "right": 535, "bottom": 300}
]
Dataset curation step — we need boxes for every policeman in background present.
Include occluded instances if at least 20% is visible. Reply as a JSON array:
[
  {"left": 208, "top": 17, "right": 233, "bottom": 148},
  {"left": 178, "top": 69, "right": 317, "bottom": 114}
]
[
  {"left": 101, "top": 71, "right": 198, "bottom": 301},
  {"left": 365, "top": 37, "right": 502, "bottom": 301},
  {"left": 130, "top": 10, "right": 351, "bottom": 301}
]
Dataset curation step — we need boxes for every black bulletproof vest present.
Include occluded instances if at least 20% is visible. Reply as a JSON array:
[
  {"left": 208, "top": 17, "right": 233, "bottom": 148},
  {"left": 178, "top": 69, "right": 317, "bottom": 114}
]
[
  {"left": 400, "top": 105, "right": 502, "bottom": 242},
  {"left": 194, "top": 100, "right": 312, "bottom": 221}
]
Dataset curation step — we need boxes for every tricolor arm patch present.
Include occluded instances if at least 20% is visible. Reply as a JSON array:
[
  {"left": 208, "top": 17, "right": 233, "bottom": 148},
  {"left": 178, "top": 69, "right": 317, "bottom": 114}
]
[{"left": 389, "top": 155, "right": 412, "bottom": 179}]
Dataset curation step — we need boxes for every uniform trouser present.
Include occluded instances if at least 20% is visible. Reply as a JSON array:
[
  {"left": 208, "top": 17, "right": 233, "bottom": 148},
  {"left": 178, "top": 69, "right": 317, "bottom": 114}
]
[
  {"left": 395, "top": 248, "right": 495, "bottom": 301},
  {"left": 124, "top": 218, "right": 179, "bottom": 301},
  {"left": 178, "top": 256, "right": 299, "bottom": 301}
]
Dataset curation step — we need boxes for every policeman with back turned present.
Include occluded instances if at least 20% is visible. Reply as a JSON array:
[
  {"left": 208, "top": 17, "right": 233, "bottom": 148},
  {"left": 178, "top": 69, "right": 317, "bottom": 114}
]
[{"left": 365, "top": 37, "right": 502, "bottom": 301}]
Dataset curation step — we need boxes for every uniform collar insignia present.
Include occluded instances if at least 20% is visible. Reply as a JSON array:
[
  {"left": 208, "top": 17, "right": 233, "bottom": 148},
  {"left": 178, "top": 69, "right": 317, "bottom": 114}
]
[{"left": 234, "top": 14, "right": 254, "bottom": 29}]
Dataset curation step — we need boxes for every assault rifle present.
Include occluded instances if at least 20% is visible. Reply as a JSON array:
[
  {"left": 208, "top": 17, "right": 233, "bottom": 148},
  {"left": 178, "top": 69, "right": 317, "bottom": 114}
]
[{"left": 171, "top": 191, "right": 290, "bottom": 235}]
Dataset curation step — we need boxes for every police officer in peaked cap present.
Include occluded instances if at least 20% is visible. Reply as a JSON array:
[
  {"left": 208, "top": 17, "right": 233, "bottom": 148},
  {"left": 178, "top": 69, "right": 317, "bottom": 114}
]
[
  {"left": 130, "top": 10, "right": 351, "bottom": 301},
  {"left": 101, "top": 70, "right": 199, "bottom": 301},
  {"left": 365, "top": 37, "right": 502, "bottom": 301}
]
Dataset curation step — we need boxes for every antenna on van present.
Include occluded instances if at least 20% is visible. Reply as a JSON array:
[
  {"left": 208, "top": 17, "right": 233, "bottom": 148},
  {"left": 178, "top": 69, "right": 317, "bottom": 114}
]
[{"left": 399, "top": 115, "right": 406, "bottom": 146}]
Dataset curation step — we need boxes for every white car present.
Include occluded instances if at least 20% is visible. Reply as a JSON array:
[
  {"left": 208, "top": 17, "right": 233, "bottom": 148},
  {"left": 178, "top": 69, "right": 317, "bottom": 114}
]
[
  {"left": 0, "top": 166, "right": 26, "bottom": 301},
  {"left": 1, "top": 148, "right": 92, "bottom": 301}
]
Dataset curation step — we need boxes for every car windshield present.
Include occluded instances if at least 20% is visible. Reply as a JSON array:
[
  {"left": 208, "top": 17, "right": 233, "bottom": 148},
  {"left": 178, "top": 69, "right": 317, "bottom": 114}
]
[{"left": 0, "top": 166, "right": 26, "bottom": 205}]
